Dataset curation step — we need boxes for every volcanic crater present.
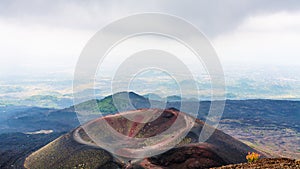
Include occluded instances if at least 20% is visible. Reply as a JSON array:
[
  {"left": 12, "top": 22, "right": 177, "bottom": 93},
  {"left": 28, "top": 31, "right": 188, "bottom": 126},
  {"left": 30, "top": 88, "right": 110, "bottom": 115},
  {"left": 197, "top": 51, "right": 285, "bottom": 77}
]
[{"left": 24, "top": 108, "right": 263, "bottom": 169}]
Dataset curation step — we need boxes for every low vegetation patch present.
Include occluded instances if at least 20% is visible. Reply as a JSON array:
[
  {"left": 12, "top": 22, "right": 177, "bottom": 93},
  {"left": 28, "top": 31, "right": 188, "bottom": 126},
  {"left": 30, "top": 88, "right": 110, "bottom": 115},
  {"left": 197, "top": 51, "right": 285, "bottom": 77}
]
[{"left": 246, "top": 152, "right": 260, "bottom": 162}]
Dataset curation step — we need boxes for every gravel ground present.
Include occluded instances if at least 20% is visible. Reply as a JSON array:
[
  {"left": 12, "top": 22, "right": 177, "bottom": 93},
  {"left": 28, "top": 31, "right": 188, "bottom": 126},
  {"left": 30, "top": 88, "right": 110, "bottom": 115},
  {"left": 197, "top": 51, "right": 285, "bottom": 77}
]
[{"left": 212, "top": 158, "right": 300, "bottom": 169}]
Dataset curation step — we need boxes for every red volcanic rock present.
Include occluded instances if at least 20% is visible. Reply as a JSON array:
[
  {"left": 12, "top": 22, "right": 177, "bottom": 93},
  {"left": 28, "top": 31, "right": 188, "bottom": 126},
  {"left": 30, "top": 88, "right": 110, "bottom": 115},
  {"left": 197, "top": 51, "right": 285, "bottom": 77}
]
[
  {"left": 139, "top": 144, "right": 227, "bottom": 169},
  {"left": 101, "top": 109, "right": 179, "bottom": 138}
]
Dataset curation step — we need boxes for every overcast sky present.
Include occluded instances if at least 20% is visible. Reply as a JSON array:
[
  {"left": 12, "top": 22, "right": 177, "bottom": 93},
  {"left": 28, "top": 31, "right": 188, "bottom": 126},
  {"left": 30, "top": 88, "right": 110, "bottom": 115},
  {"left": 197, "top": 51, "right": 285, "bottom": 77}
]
[{"left": 0, "top": 0, "right": 300, "bottom": 78}]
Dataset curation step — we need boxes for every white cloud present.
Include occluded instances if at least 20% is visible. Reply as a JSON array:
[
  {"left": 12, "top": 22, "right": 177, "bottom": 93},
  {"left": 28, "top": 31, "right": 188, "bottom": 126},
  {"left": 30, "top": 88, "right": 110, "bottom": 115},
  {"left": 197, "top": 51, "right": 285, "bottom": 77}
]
[
  {"left": 1, "top": 1, "right": 300, "bottom": 78},
  {"left": 213, "top": 11, "right": 300, "bottom": 66},
  {"left": 239, "top": 11, "right": 300, "bottom": 32},
  {"left": 0, "top": 18, "right": 93, "bottom": 77}
]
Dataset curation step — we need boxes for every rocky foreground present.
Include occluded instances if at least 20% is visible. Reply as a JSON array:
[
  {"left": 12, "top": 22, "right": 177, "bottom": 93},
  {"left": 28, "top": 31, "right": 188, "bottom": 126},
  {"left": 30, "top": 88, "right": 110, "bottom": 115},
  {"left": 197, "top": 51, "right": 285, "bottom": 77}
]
[{"left": 213, "top": 158, "right": 300, "bottom": 169}]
